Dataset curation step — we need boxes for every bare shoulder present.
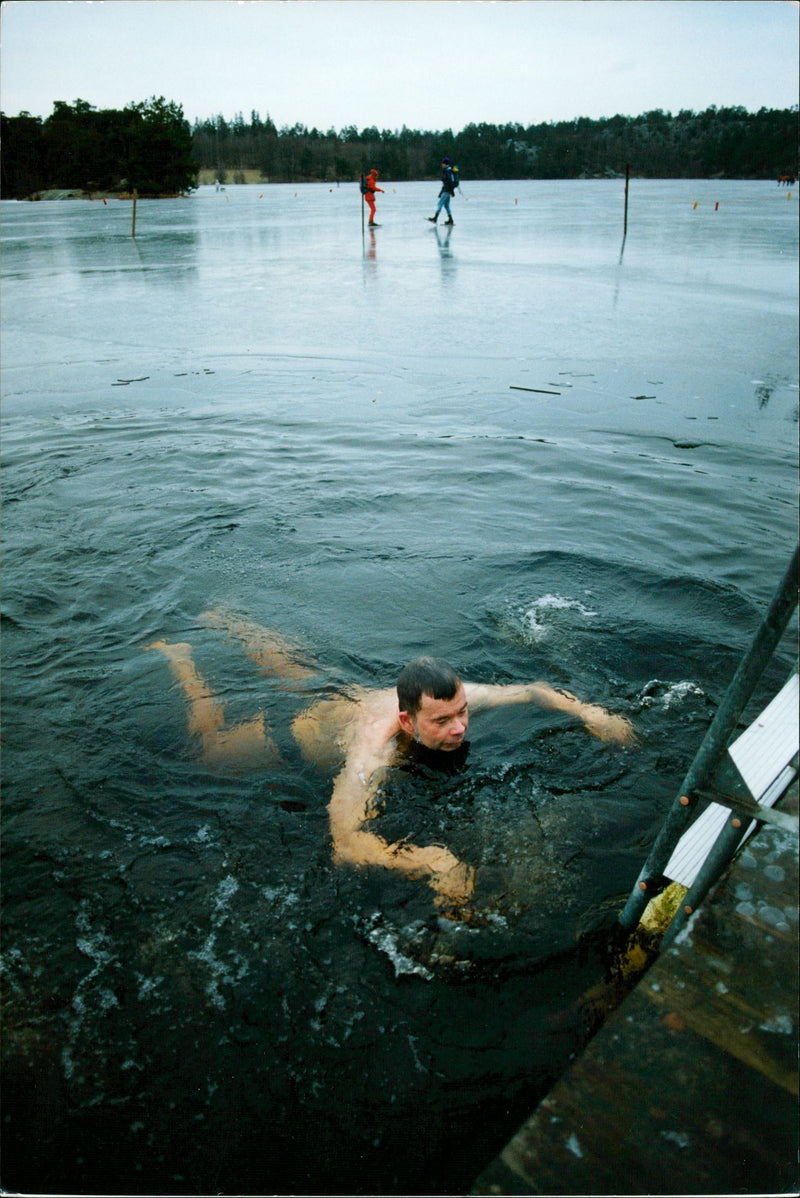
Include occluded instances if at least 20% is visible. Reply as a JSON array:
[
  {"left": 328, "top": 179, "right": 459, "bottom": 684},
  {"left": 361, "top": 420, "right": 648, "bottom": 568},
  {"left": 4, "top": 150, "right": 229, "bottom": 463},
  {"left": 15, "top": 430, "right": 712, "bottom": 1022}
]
[
  {"left": 291, "top": 685, "right": 399, "bottom": 766},
  {"left": 349, "top": 686, "right": 402, "bottom": 744}
]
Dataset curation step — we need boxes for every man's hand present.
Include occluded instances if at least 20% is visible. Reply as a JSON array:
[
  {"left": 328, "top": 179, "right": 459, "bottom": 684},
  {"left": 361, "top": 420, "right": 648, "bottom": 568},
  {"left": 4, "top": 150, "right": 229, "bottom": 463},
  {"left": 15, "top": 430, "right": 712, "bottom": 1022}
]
[
  {"left": 580, "top": 704, "right": 638, "bottom": 746},
  {"left": 430, "top": 860, "right": 475, "bottom": 907}
]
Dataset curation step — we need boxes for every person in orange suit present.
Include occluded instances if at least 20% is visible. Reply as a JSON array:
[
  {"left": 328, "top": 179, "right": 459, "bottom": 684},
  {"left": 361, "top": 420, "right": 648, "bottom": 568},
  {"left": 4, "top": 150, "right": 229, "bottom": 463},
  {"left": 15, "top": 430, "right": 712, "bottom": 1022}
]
[{"left": 364, "top": 168, "right": 384, "bottom": 225}]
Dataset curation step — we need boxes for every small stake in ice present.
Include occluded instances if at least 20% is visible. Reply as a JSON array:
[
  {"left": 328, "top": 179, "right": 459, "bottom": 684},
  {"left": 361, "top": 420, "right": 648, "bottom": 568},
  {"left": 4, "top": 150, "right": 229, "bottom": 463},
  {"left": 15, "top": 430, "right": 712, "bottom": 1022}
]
[{"left": 623, "top": 164, "right": 630, "bottom": 236}]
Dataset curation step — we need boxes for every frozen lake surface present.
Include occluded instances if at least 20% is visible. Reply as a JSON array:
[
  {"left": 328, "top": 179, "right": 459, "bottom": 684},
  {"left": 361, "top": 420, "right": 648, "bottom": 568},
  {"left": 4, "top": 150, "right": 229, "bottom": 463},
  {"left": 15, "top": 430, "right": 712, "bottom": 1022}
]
[{"left": 1, "top": 179, "right": 798, "bottom": 1194}]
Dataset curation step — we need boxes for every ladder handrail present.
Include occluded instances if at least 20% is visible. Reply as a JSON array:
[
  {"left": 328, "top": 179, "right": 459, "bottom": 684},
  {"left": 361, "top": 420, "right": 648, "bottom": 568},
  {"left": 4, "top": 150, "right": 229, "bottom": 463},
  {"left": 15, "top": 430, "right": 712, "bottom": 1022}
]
[{"left": 618, "top": 543, "right": 799, "bottom": 933}]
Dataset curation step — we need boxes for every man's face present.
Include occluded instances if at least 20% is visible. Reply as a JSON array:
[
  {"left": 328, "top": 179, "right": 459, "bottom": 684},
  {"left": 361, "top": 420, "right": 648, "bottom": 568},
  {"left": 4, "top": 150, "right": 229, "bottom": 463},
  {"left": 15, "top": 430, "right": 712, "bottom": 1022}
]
[{"left": 399, "top": 683, "right": 469, "bottom": 752}]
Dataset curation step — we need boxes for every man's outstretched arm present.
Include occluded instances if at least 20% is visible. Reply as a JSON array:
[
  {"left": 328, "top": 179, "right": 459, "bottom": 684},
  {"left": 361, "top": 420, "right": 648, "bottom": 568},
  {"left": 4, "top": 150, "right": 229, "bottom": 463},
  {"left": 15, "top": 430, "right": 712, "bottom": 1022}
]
[
  {"left": 328, "top": 723, "right": 475, "bottom": 908},
  {"left": 464, "top": 680, "right": 637, "bottom": 745}
]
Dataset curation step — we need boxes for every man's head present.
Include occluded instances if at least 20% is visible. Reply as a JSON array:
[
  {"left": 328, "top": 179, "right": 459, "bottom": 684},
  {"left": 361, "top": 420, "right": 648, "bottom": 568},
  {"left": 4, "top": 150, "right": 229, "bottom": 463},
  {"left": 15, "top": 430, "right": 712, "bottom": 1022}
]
[{"left": 397, "top": 657, "right": 469, "bottom": 752}]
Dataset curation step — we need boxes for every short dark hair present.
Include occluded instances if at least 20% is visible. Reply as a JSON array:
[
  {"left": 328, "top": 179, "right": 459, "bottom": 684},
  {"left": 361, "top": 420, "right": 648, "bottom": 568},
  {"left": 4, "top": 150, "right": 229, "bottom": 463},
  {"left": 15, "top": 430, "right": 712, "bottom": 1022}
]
[{"left": 397, "top": 656, "right": 461, "bottom": 715}]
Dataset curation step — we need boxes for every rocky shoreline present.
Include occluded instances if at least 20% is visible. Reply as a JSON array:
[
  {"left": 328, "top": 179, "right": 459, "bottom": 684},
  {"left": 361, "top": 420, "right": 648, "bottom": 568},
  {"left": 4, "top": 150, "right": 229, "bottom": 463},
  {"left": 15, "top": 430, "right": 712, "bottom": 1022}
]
[{"left": 25, "top": 188, "right": 185, "bottom": 201}]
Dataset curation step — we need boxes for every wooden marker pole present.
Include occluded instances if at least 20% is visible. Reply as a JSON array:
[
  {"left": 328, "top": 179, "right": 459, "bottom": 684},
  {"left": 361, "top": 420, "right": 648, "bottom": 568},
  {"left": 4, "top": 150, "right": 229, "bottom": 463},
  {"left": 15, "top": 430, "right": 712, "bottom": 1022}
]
[
  {"left": 132, "top": 188, "right": 138, "bottom": 238},
  {"left": 623, "top": 164, "right": 630, "bottom": 236}
]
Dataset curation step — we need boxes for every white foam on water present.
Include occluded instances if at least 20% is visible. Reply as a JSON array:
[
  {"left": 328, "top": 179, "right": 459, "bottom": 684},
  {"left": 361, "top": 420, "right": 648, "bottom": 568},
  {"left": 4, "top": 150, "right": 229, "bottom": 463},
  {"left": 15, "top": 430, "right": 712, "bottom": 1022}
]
[
  {"left": 506, "top": 594, "right": 599, "bottom": 644},
  {"left": 189, "top": 932, "right": 229, "bottom": 1010},
  {"left": 361, "top": 913, "right": 434, "bottom": 981},
  {"left": 186, "top": 875, "right": 251, "bottom": 1009},
  {"left": 566, "top": 1132, "right": 584, "bottom": 1158},
  {"left": 261, "top": 883, "right": 301, "bottom": 910},
  {"left": 368, "top": 928, "right": 434, "bottom": 981},
  {"left": 135, "top": 973, "right": 165, "bottom": 1002},
  {"left": 211, "top": 874, "right": 239, "bottom": 923},
  {"left": 407, "top": 1034, "right": 429, "bottom": 1074},
  {"left": 640, "top": 679, "right": 705, "bottom": 710},
  {"left": 62, "top": 901, "right": 119, "bottom": 1083}
]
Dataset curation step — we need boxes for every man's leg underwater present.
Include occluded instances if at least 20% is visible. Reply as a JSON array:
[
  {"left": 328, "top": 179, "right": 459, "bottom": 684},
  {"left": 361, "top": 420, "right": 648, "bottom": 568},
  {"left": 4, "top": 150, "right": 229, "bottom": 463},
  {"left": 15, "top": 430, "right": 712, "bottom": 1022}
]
[
  {"left": 198, "top": 609, "right": 318, "bottom": 682},
  {"left": 193, "top": 610, "right": 352, "bottom": 769},
  {"left": 147, "top": 639, "right": 278, "bottom": 770}
]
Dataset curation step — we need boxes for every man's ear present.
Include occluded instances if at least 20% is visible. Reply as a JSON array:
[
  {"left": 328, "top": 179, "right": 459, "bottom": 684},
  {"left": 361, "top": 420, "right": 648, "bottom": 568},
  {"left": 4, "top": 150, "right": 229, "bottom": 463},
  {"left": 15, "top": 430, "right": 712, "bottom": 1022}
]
[{"left": 398, "top": 710, "right": 415, "bottom": 737}]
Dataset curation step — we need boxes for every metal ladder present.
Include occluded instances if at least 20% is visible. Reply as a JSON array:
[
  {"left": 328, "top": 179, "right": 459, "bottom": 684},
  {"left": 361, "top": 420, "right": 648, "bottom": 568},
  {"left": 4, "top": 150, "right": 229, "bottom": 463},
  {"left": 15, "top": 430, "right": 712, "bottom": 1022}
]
[{"left": 618, "top": 543, "right": 799, "bottom": 945}]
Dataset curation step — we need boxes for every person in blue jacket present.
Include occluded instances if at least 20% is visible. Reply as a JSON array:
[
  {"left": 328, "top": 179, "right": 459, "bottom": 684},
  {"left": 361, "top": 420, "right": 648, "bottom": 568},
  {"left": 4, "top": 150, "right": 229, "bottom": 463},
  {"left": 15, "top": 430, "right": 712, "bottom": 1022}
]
[{"left": 427, "top": 157, "right": 459, "bottom": 225}]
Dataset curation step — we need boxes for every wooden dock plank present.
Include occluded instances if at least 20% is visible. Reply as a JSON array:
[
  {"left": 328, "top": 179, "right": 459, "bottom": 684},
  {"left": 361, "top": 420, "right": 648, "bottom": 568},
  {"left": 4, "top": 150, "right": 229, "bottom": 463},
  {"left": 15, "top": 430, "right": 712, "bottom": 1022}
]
[
  {"left": 474, "top": 988, "right": 798, "bottom": 1196},
  {"left": 472, "top": 788, "right": 798, "bottom": 1196}
]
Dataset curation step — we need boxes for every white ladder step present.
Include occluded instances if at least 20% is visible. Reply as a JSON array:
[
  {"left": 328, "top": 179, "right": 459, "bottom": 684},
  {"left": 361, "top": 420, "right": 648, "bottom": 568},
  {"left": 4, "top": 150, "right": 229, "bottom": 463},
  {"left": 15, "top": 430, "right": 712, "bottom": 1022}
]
[{"left": 665, "top": 674, "right": 798, "bottom": 888}]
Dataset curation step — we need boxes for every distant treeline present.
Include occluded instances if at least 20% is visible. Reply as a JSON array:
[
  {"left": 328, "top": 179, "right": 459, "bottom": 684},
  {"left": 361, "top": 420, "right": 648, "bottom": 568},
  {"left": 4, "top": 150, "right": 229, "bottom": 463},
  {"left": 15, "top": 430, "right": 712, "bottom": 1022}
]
[
  {"left": 194, "top": 105, "right": 799, "bottom": 184},
  {"left": 1, "top": 98, "right": 797, "bottom": 198}
]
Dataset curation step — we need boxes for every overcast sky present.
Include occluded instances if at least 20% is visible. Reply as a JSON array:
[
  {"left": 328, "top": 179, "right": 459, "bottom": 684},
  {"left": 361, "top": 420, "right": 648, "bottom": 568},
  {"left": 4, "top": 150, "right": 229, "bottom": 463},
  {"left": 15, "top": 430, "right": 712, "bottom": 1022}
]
[{"left": 1, "top": 0, "right": 798, "bottom": 132}]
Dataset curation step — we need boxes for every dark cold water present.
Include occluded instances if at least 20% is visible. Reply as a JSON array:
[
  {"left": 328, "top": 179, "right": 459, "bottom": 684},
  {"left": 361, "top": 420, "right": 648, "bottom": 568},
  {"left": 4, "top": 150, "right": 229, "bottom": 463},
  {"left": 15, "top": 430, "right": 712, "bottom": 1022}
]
[{"left": 1, "top": 180, "right": 797, "bottom": 1195}]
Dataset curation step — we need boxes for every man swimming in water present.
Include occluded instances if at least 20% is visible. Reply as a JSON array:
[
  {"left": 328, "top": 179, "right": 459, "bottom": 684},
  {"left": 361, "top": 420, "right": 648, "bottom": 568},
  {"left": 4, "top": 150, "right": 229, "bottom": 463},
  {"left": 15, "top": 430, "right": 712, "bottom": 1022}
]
[{"left": 148, "top": 612, "right": 636, "bottom": 913}]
